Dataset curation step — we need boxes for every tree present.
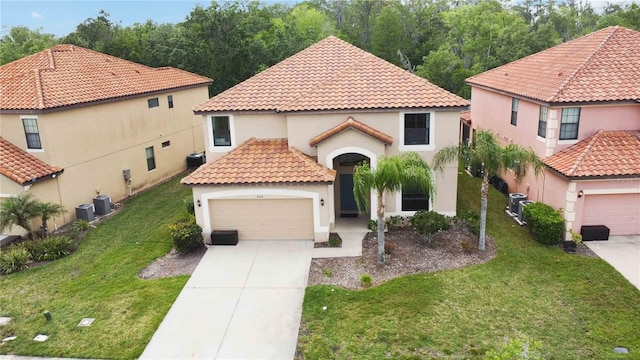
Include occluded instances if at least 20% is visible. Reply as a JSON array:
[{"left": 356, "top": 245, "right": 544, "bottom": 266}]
[
  {"left": 35, "top": 201, "right": 66, "bottom": 237},
  {"left": 0, "top": 193, "right": 39, "bottom": 234},
  {"left": 432, "top": 130, "right": 544, "bottom": 251},
  {"left": 353, "top": 152, "right": 436, "bottom": 264},
  {"left": 0, "top": 26, "right": 58, "bottom": 64}
]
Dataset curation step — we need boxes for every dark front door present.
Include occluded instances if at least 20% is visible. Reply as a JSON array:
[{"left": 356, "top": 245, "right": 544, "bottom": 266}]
[{"left": 340, "top": 174, "right": 358, "bottom": 216}]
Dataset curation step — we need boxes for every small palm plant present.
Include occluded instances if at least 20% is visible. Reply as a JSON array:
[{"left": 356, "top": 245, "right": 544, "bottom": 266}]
[
  {"left": 0, "top": 193, "right": 39, "bottom": 235},
  {"left": 35, "top": 201, "right": 66, "bottom": 237}
]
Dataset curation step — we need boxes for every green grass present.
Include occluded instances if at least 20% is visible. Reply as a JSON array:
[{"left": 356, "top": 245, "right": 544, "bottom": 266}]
[
  {"left": 298, "top": 172, "right": 640, "bottom": 359},
  {"left": 0, "top": 176, "right": 191, "bottom": 359}
]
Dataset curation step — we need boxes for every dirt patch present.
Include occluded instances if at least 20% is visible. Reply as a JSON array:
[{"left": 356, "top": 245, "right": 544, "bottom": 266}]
[
  {"left": 138, "top": 247, "right": 206, "bottom": 279},
  {"left": 308, "top": 223, "right": 497, "bottom": 290}
]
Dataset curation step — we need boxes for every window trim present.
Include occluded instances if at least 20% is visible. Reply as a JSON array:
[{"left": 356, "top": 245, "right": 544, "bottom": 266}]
[
  {"left": 399, "top": 111, "right": 435, "bottom": 152},
  {"left": 537, "top": 105, "right": 548, "bottom": 138},
  {"left": 21, "top": 116, "right": 42, "bottom": 151},
  {"left": 559, "top": 107, "right": 580, "bottom": 140},
  {"left": 147, "top": 98, "right": 159, "bottom": 108},
  {"left": 510, "top": 98, "right": 518, "bottom": 126},
  {"left": 394, "top": 189, "right": 434, "bottom": 216},
  {"left": 207, "top": 114, "right": 236, "bottom": 152},
  {"left": 146, "top": 146, "right": 156, "bottom": 171}
]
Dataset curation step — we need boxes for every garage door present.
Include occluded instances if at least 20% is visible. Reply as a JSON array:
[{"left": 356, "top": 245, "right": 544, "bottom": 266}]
[
  {"left": 582, "top": 194, "right": 640, "bottom": 236},
  {"left": 209, "top": 198, "right": 314, "bottom": 240}
]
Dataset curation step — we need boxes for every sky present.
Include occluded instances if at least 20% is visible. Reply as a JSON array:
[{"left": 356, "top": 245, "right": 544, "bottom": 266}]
[{"left": 0, "top": 0, "right": 635, "bottom": 38}]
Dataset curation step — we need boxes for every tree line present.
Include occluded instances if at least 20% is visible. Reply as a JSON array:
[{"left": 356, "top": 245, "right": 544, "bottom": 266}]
[{"left": 1, "top": 0, "right": 638, "bottom": 97}]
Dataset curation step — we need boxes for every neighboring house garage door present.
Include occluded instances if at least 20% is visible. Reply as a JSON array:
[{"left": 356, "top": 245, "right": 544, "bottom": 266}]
[
  {"left": 210, "top": 198, "right": 314, "bottom": 240},
  {"left": 582, "top": 194, "right": 640, "bottom": 236}
]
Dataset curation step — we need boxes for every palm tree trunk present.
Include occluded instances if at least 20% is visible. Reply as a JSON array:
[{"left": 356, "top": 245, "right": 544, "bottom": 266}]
[
  {"left": 479, "top": 176, "right": 489, "bottom": 251},
  {"left": 377, "top": 191, "right": 385, "bottom": 264}
]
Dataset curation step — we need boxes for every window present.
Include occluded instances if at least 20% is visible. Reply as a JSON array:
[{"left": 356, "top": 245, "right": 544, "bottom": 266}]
[
  {"left": 146, "top": 146, "right": 156, "bottom": 171},
  {"left": 162, "top": 140, "right": 171, "bottom": 148},
  {"left": 537, "top": 106, "right": 548, "bottom": 138},
  {"left": 560, "top": 107, "right": 580, "bottom": 140},
  {"left": 510, "top": 98, "right": 518, "bottom": 126},
  {"left": 22, "top": 118, "right": 42, "bottom": 149},
  {"left": 212, "top": 116, "right": 231, "bottom": 146},
  {"left": 402, "top": 187, "right": 429, "bottom": 211},
  {"left": 147, "top": 98, "right": 159, "bottom": 108},
  {"left": 404, "top": 113, "right": 430, "bottom": 145},
  {"left": 167, "top": 95, "right": 174, "bottom": 108}
]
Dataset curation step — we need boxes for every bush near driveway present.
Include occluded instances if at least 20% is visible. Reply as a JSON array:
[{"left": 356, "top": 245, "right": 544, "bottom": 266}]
[
  {"left": 523, "top": 202, "right": 564, "bottom": 245},
  {"left": 297, "top": 171, "right": 640, "bottom": 359}
]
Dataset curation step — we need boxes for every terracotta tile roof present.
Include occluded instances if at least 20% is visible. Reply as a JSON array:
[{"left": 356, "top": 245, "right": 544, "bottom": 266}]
[
  {"left": 544, "top": 130, "right": 640, "bottom": 178},
  {"left": 0, "top": 136, "right": 63, "bottom": 185},
  {"left": 467, "top": 26, "right": 640, "bottom": 104},
  {"left": 460, "top": 110, "right": 471, "bottom": 123},
  {"left": 194, "top": 36, "right": 468, "bottom": 113},
  {"left": 309, "top": 117, "right": 393, "bottom": 146},
  {"left": 181, "top": 138, "right": 336, "bottom": 185},
  {"left": 0, "top": 44, "right": 212, "bottom": 111}
]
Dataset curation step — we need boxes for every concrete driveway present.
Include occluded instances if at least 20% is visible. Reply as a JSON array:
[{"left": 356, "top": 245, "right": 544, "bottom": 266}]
[
  {"left": 585, "top": 235, "right": 640, "bottom": 291},
  {"left": 140, "top": 240, "right": 314, "bottom": 359}
]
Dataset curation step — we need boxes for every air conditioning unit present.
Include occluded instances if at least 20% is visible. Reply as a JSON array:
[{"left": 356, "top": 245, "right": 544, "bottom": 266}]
[
  {"left": 93, "top": 195, "right": 112, "bottom": 216},
  {"left": 518, "top": 200, "right": 536, "bottom": 224},
  {"left": 75, "top": 204, "right": 95, "bottom": 222},
  {"left": 508, "top": 193, "right": 527, "bottom": 214},
  {"left": 186, "top": 153, "right": 206, "bottom": 169}
]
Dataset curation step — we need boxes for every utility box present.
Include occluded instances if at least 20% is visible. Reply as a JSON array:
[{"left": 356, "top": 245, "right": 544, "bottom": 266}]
[
  {"left": 75, "top": 204, "right": 95, "bottom": 222},
  {"left": 93, "top": 195, "right": 112, "bottom": 216},
  {"left": 211, "top": 230, "right": 238, "bottom": 245}
]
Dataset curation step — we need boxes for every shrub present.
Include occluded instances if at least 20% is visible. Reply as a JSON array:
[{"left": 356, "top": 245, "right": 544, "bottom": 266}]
[
  {"left": 322, "top": 268, "right": 334, "bottom": 277},
  {"left": 367, "top": 219, "right": 378, "bottom": 232},
  {"left": 183, "top": 196, "right": 195, "bottom": 215},
  {"left": 523, "top": 202, "right": 564, "bottom": 245},
  {"left": 168, "top": 218, "right": 204, "bottom": 254},
  {"left": 384, "top": 242, "right": 396, "bottom": 254},
  {"left": 22, "top": 236, "right": 74, "bottom": 261},
  {"left": 410, "top": 210, "right": 451, "bottom": 243},
  {"left": 457, "top": 210, "right": 480, "bottom": 235},
  {"left": 328, "top": 233, "right": 342, "bottom": 247},
  {"left": 74, "top": 219, "right": 90, "bottom": 232},
  {"left": 360, "top": 273, "right": 373, "bottom": 288},
  {"left": 485, "top": 336, "right": 545, "bottom": 360},
  {"left": 385, "top": 216, "right": 405, "bottom": 230},
  {"left": 0, "top": 246, "right": 31, "bottom": 274}
]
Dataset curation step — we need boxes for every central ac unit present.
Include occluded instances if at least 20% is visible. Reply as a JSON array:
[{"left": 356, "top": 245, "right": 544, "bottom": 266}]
[{"left": 508, "top": 193, "right": 527, "bottom": 214}]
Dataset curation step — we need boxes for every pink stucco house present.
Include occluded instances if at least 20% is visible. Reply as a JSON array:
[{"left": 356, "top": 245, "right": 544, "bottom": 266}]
[{"left": 466, "top": 26, "right": 640, "bottom": 239}]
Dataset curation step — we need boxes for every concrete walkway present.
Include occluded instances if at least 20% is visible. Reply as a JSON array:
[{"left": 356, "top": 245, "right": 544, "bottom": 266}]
[
  {"left": 313, "top": 217, "right": 368, "bottom": 258},
  {"left": 585, "top": 235, "right": 640, "bottom": 291},
  {"left": 139, "top": 240, "right": 314, "bottom": 359}
]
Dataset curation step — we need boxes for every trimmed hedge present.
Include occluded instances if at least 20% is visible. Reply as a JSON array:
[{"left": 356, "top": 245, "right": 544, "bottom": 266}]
[
  {"left": 410, "top": 210, "right": 451, "bottom": 243},
  {"left": 168, "top": 217, "right": 204, "bottom": 254},
  {"left": 523, "top": 202, "right": 564, "bottom": 245}
]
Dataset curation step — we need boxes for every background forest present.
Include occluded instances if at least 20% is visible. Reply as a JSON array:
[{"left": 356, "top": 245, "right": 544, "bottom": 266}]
[{"left": 2, "top": 0, "right": 639, "bottom": 98}]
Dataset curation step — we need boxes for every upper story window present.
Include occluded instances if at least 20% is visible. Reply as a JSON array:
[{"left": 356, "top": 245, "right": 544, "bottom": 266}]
[
  {"left": 510, "top": 98, "right": 518, "bottom": 126},
  {"left": 537, "top": 106, "right": 548, "bottom": 138},
  {"left": 22, "top": 117, "right": 42, "bottom": 150},
  {"left": 212, "top": 116, "right": 232, "bottom": 147},
  {"left": 167, "top": 95, "right": 174, "bottom": 109},
  {"left": 146, "top": 146, "right": 156, "bottom": 171},
  {"left": 402, "top": 187, "right": 429, "bottom": 211},
  {"left": 560, "top": 107, "right": 580, "bottom": 140},
  {"left": 147, "top": 98, "right": 159, "bottom": 108}
]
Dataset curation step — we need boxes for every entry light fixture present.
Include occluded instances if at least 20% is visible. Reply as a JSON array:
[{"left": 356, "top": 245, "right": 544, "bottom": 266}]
[
  {"left": 577, "top": 190, "right": 584, "bottom": 198},
  {"left": 197, "top": 199, "right": 202, "bottom": 207},
  {"left": 320, "top": 198, "right": 324, "bottom": 206}
]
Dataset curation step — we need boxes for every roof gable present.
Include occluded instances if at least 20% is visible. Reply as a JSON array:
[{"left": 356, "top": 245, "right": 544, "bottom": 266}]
[
  {"left": 0, "top": 136, "right": 63, "bottom": 185},
  {"left": 544, "top": 130, "right": 640, "bottom": 178},
  {"left": 0, "top": 45, "right": 212, "bottom": 111},
  {"left": 467, "top": 26, "right": 640, "bottom": 104},
  {"left": 194, "top": 36, "right": 469, "bottom": 113},
  {"left": 309, "top": 117, "right": 393, "bottom": 146},
  {"left": 181, "top": 138, "right": 336, "bottom": 185}
]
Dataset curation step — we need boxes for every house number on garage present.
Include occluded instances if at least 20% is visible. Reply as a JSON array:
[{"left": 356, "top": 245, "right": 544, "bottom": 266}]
[{"left": 256, "top": 195, "right": 264, "bottom": 199}]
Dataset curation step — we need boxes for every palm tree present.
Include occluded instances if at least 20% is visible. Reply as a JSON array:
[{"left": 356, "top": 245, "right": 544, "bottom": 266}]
[
  {"left": 433, "top": 130, "right": 544, "bottom": 251},
  {"left": 35, "top": 201, "right": 66, "bottom": 237},
  {"left": 0, "top": 193, "right": 39, "bottom": 235},
  {"left": 353, "top": 152, "right": 436, "bottom": 264}
]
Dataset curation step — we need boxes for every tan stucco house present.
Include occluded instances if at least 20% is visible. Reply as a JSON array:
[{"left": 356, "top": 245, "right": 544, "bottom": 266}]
[
  {"left": 182, "top": 36, "right": 469, "bottom": 243},
  {"left": 0, "top": 44, "right": 212, "bottom": 236},
  {"left": 466, "top": 26, "right": 640, "bottom": 239}
]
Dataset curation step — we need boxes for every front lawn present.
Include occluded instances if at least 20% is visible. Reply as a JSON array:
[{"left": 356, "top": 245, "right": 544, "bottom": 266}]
[
  {"left": 297, "top": 172, "right": 640, "bottom": 359},
  {"left": 0, "top": 176, "right": 190, "bottom": 359}
]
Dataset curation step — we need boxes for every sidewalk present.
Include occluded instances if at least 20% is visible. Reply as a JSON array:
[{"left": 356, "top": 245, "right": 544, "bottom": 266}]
[{"left": 312, "top": 217, "right": 368, "bottom": 258}]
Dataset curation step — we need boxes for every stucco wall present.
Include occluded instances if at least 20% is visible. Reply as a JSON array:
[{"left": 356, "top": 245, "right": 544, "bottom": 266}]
[{"left": 0, "top": 86, "right": 210, "bottom": 224}]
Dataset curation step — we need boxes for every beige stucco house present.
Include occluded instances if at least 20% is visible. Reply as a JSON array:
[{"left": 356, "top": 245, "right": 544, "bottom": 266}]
[
  {"left": 466, "top": 26, "right": 640, "bottom": 239},
  {"left": 0, "top": 45, "right": 212, "bottom": 236},
  {"left": 182, "top": 36, "right": 469, "bottom": 243}
]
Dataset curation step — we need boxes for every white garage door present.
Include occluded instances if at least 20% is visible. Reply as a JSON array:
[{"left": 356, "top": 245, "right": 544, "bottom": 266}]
[
  {"left": 582, "top": 194, "right": 640, "bottom": 236},
  {"left": 209, "top": 198, "right": 314, "bottom": 240}
]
